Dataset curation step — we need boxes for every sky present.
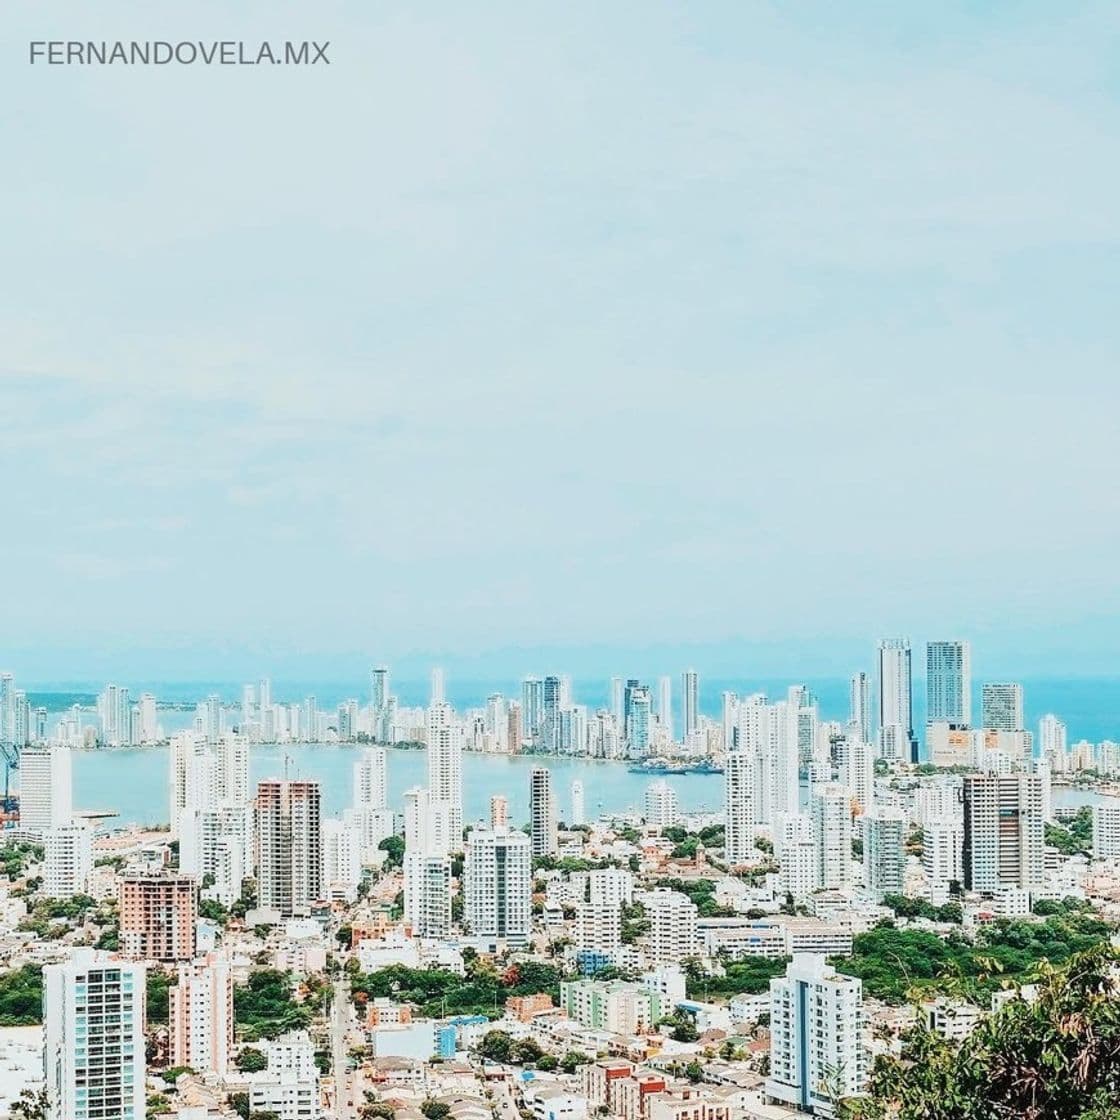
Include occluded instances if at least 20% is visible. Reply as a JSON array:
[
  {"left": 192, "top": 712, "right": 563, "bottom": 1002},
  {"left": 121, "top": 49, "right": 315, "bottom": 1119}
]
[{"left": 2, "top": 2, "right": 1119, "bottom": 682}]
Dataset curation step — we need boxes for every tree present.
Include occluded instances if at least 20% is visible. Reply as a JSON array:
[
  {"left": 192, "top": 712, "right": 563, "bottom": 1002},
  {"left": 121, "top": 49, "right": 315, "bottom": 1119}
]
[
  {"left": 537, "top": 1054, "right": 558, "bottom": 1071},
  {"left": 478, "top": 1030, "right": 514, "bottom": 1062},
  {"left": 561, "top": 1051, "right": 592, "bottom": 1074},
  {"left": 421, "top": 1101, "right": 451, "bottom": 1120},
  {"left": 846, "top": 945, "right": 1120, "bottom": 1119},
  {"left": 229, "top": 1093, "right": 251, "bottom": 1120},
  {"left": 236, "top": 1047, "right": 268, "bottom": 1072},
  {"left": 379, "top": 835, "right": 405, "bottom": 869},
  {"left": 10, "top": 1088, "right": 48, "bottom": 1120},
  {"left": 360, "top": 1096, "right": 395, "bottom": 1120}
]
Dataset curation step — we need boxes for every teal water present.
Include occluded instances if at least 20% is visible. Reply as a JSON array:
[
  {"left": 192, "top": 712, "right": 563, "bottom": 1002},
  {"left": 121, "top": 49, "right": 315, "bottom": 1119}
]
[
  {"left": 62, "top": 744, "right": 725, "bottom": 828},
  {"left": 42, "top": 743, "right": 1113, "bottom": 830}
]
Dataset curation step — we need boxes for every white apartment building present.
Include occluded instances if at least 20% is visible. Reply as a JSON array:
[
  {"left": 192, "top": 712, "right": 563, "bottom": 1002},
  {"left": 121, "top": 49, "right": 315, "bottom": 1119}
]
[
  {"left": 44, "top": 950, "right": 147, "bottom": 1120},
  {"left": 922, "top": 817, "right": 964, "bottom": 905},
  {"left": 1092, "top": 800, "right": 1120, "bottom": 859},
  {"left": 588, "top": 868, "right": 634, "bottom": 907},
  {"left": 575, "top": 899, "right": 622, "bottom": 955},
  {"left": 723, "top": 752, "right": 756, "bottom": 866},
  {"left": 464, "top": 826, "right": 532, "bottom": 949},
  {"left": 426, "top": 701, "right": 464, "bottom": 846},
  {"left": 42, "top": 823, "right": 92, "bottom": 899},
  {"left": 767, "top": 954, "right": 866, "bottom": 1117},
  {"left": 18, "top": 745, "right": 73, "bottom": 834},
  {"left": 776, "top": 813, "right": 818, "bottom": 903},
  {"left": 248, "top": 1030, "right": 319, "bottom": 1120},
  {"left": 811, "top": 784, "right": 852, "bottom": 891},
  {"left": 643, "top": 780, "right": 679, "bottom": 830},
  {"left": 862, "top": 809, "right": 906, "bottom": 899},
  {"left": 642, "top": 889, "right": 697, "bottom": 966},
  {"left": 322, "top": 818, "right": 364, "bottom": 902},
  {"left": 170, "top": 954, "right": 233, "bottom": 1075}
]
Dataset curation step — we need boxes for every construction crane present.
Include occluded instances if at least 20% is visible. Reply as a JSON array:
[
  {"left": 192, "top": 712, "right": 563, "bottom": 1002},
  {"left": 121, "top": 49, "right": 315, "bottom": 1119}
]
[{"left": 1, "top": 740, "right": 20, "bottom": 813}]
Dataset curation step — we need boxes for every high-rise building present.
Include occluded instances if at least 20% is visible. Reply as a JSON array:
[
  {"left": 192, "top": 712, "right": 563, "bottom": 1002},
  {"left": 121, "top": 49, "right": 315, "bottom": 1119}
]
[
  {"left": 464, "top": 826, "right": 532, "bottom": 949},
  {"left": 643, "top": 889, "right": 697, "bottom": 966},
  {"left": 962, "top": 773, "right": 1045, "bottom": 896},
  {"left": 574, "top": 900, "right": 622, "bottom": 957},
  {"left": 402, "top": 786, "right": 452, "bottom": 936},
  {"left": 682, "top": 670, "right": 699, "bottom": 739},
  {"left": 625, "top": 685, "right": 651, "bottom": 757},
  {"left": 530, "top": 768, "right": 558, "bottom": 857},
  {"left": 0, "top": 672, "right": 15, "bottom": 744},
  {"left": 848, "top": 672, "right": 872, "bottom": 744},
  {"left": 119, "top": 874, "right": 198, "bottom": 962},
  {"left": 767, "top": 955, "right": 866, "bottom": 1117},
  {"left": 862, "top": 809, "right": 906, "bottom": 899},
  {"left": 178, "top": 803, "right": 251, "bottom": 907},
  {"left": 1092, "top": 801, "right": 1120, "bottom": 859},
  {"left": 256, "top": 780, "right": 322, "bottom": 917},
  {"left": 810, "top": 783, "right": 852, "bottom": 891},
  {"left": 17, "top": 745, "right": 73, "bottom": 833},
  {"left": 522, "top": 678, "right": 543, "bottom": 745},
  {"left": 926, "top": 641, "right": 971, "bottom": 726},
  {"left": 322, "top": 818, "right": 363, "bottom": 902},
  {"left": 426, "top": 700, "right": 463, "bottom": 846},
  {"left": 643, "top": 780, "right": 679, "bottom": 829},
  {"left": 1039, "top": 714, "right": 1068, "bottom": 773},
  {"left": 371, "top": 666, "right": 389, "bottom": 711},
  {"left": 776, "top": 813, "right": 818, "bottom": 903},
  {"left": 43, "top": 823, "right": 92, "bottom": 899},
  {"left": 249, "top": 1031, "right": 319, "bottom": 1120},
  {"left": 536, "top": 675, "right": 565, "bottom": 752},
  {"left": 570, "top": 780, "right": 586, "bottom": 826},
  {"left": 981, "top": 683, "right": 1024, "bottom": 732},
  {"left": 354, "top": 747, "right": 387, "bottom": 810},
  {"left": 724, "top": 752, "right": 756, "bottom": 866},
  {"left": 610, "top": 677, "right": 624, "bottom": 729},
  {"left": 44, "top": 950, "right": 146, "bottom": 1120},
  {"left": 922, "top": 817, "right": 964, "bottom": 905},
  {"left": 656, "top": 676, "right": 672, "bottom": 737},
  {"left": 877, "top": 638, "right": 917, "bottom": 762},
  {"left": 170, "top": 953, "right": 233, "bottom": 1075}
]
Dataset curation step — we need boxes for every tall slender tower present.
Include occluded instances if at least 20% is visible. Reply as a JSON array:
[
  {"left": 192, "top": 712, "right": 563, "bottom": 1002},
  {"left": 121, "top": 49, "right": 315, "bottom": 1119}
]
[
  {"left": 848, "top": 672, "right": 872, "bottom": 743},
  {"left": 426, "top": 700, "right": 463, "bottom": 845},
  {"left": 877, "top": 638, "right": 916, "bottom": 762},
  {"left": 682, "top": 670, "right": 699, "bottom": 739},
  {"left": 530, "top": 767, "right": 558, "bottom": 857}
]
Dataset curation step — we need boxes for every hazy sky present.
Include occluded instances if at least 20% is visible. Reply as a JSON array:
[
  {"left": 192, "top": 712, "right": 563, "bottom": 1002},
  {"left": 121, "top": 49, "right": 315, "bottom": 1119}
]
[{"left": 3, "top": 2, "right": 1119, "bottom": 681}]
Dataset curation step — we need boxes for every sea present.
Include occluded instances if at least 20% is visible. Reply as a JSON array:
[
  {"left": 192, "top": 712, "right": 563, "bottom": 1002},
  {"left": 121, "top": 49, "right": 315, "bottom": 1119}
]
[{"left": 19, "top": 676, "right": 1120, "bottom": 829}]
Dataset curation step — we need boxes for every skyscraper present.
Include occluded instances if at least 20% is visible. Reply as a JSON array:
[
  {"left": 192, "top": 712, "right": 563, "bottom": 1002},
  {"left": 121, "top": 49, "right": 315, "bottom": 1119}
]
[
  {"left": 464, "top": 826, "right": 532, "bottom": 949},
  {"left": 17, "top": 745, "right": 73, "bottom": 834},
  {"left": 371, "top": 665, "right": 389, "bottom": 710},
  {"left": 767, "top": 955, "right": 866, "bottom": 1116},
  {"left": 426, "top": 700, "right": 463, "bottom": 845},
  {"left": 522, "top": 678, "right": 543, "bottom": 744},
  {"left": 682, "top": 669, "right": 699, "bottom": 739},
  {"left": 926, "top": 640, "right": 971, "bottom": 726},
  {"left": 402, "top": 786, "right": 452, "bottom": 937},
  {"left": 256, "top": 780, "right": 323, "bottom": 917},
  {"left": 981, "top": 683, "right": 1024, "bottom": 732},
  {"left": 44, "top": 950, "right": 146, "bottom": 1120},
  {"left": 643, "top": 780, "right": 679, "bottom": 829},
  {"left": 354, "top": 747, "right": 387, "bottom": 810},
  {"left": 862, "top": 809, "right": 906, "bottom": 899},
  {"left": 625, "top": 684, "right": 651, "bottom": 757},
  {"left": 530, "top": 767, "right": 558, "bottom": 857},
  {"left": 848, "top": 672, "right": 872, "bottom": 743},
  {"left": 877, "top": 638, "right": 916, "bottom": 762},
  {"left": 570, "top": 780, "right": 586, "bottom": 826},
  {"left": 810, "top": 783, "right": 852, "bottom": 890},
  {"left": 962, "top": 773, "right": 1044, "bottom": 896},
  {"left": 724, "top": 752, "right": 756, "bottom": 866},
  {"left": 656, "top": 676, "right": 672, "bottom": 736},
  {"left": 43, "top": 824, "right": 92, "bottom": 899},
  {"left": 1039, "top": 714, "right": 1068, "bottom": 772}
]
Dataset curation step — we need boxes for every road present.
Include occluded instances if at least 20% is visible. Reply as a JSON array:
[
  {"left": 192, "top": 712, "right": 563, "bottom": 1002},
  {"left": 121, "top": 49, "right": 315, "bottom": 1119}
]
[{"left": 331, "top": 978, "right": 355, "bottom": 1119}]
